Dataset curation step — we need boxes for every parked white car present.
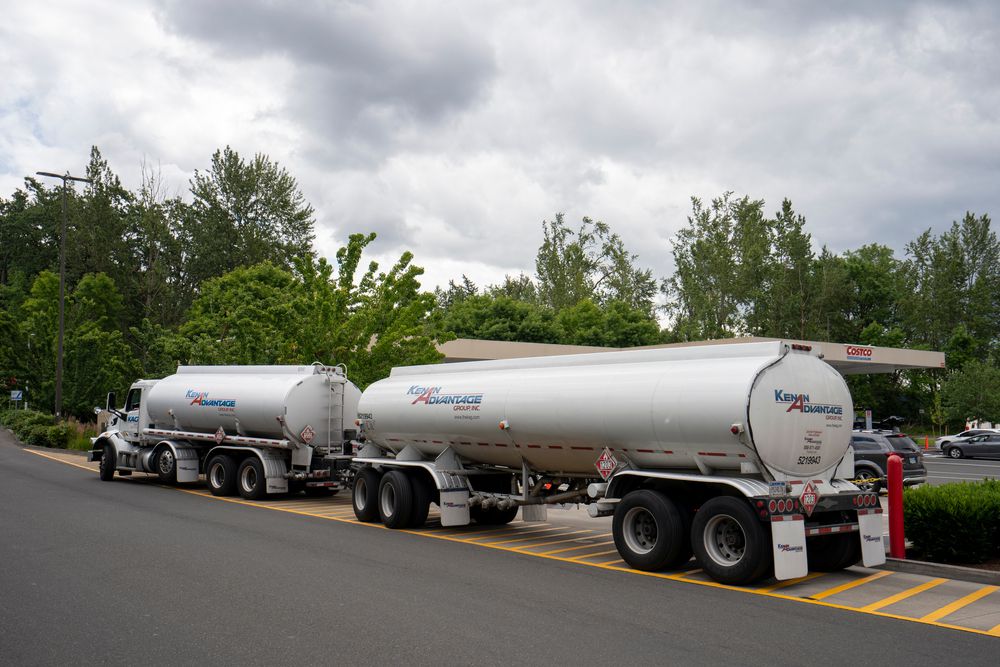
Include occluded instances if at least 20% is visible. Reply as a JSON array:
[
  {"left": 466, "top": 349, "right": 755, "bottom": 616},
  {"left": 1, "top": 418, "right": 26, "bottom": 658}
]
[{"left": 935, "top": 428, "right": 1000, "bottom": 448}]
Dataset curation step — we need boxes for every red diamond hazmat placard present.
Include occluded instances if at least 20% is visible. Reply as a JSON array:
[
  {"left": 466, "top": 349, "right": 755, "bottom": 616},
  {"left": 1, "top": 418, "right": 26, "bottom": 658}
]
[{"left": 596, "top": 448, "right": 618, "bottom": 481}]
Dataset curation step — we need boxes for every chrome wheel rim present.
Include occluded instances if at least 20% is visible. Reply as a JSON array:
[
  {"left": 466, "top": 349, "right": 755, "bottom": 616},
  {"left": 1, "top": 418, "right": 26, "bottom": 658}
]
[
  {"left": 210, "top": 462, "right": 225, "bottom": 489},
  {"left": 241, "top": 465, "right": 258, "bottom": 493},
  {"left": 158, "top": 450, "right": 175, "bottom": 475},
  {"left": 380, "top": 482, "right": 396, "bottom": 518},
  {"left": 623, "top": 507, "right": 658, "bottom": 554},
  {"left": 704, "top": 514, "right": 746, "bottom": 566}
]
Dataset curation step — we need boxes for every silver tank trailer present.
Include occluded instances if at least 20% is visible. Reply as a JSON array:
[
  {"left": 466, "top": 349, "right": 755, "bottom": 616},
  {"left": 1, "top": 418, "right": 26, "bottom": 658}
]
[
  {"left": 146, "top": 365, "right": 362, "bottom": 447},
  {"left": 357, "top": 342, "right": 852, "bottom": 481}
]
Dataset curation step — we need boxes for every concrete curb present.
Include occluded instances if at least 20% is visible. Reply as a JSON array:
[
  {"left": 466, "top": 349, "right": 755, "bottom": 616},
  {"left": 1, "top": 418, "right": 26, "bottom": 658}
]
[{"left": 877, "top": 557, "right": 1000, "bottom": 586}]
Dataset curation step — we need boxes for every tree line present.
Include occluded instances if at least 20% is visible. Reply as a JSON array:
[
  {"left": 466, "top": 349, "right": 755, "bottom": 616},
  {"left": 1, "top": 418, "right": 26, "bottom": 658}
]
[{"left": 1, "top": 147, "right": 997, "bottom": 428}]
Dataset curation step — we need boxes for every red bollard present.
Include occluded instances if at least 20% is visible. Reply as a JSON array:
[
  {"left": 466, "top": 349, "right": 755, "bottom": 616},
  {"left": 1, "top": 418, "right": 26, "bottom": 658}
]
[{"left": 887, "top": 452, "right": 905, "bottom": 558}]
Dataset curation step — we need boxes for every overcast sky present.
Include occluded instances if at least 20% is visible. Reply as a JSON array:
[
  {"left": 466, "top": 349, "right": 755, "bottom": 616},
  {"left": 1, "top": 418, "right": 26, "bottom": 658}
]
[{"left": 2, "top": 1, "right": 998, "bottom": 293}]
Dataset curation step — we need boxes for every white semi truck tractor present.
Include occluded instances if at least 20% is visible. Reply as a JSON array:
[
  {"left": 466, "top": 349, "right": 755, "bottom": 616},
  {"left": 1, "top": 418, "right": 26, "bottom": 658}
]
[
  {"left": 89, "top": 365, "right": 361, "bottom": 499},
  {"left": 352, "top": 341, "right": 886, "bottom": 585}
]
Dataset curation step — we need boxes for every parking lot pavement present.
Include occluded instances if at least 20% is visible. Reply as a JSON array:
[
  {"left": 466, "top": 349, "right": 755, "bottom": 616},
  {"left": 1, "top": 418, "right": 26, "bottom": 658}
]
[{"left": 19, "top": 445, "right": 1000, "bottom": 639}]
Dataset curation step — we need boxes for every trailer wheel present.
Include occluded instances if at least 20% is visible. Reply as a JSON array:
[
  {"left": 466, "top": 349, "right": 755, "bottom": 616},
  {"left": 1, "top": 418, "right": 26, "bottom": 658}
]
[
  {"left": 99, "top": 445, "right": 116, "bottom": 481},
  {"left": 806, "top": 533, "right": 861, "bottom": 572},
  {"left": 406, "top": 470, "right": 434, "bottom": 528},
  {"left": 153, "top": 447, "right": 177, "bottom": 484},
  {"left": 206, "top": 454, "right": 237, "bottom": 497},
  {"left": 378, "top": 470, "right": 414, "bottom": 529},
  {"left": 691, "top": 496, "right": 772, "bottom": 585},
  {"left": 471, "top": 505, "right": 519, "bottom": 525},
  {"left": 612, "top": 490, "right": 689, "bottom": 571},
  {"left": 352, "top": 467, "right": 381, "bottom": 522},
  {"left": 237, "top": 456, "right": 267, "bottom": 500}
]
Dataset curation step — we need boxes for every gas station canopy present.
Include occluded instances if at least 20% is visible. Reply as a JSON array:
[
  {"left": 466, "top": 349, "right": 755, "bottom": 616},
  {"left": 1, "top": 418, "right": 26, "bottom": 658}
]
[{"left": 437, "top": 336, "right": 946, "bottom": 375}]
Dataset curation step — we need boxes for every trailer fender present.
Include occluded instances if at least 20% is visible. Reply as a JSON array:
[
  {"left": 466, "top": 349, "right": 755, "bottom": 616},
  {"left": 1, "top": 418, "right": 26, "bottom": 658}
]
[{"left": 606, "top": 470, "right": 772, "bottom": 501}]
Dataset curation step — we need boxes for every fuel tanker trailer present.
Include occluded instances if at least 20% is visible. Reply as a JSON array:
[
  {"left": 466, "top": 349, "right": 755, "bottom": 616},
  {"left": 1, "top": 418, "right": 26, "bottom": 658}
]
[
  {"left": 90, "top": 365, "right": 361, "bottom": 499},
  {"left": 352, "top": 341, "right": 886, "bottom": 585}
]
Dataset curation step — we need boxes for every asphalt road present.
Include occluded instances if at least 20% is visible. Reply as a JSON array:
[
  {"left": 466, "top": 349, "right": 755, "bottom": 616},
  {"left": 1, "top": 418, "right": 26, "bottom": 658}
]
[
  {"left": 1, "top": 437, "right": 996, "bottom": 665},
  {"left": 924, "top": 456, "right": 1000, "bottom": 485}
]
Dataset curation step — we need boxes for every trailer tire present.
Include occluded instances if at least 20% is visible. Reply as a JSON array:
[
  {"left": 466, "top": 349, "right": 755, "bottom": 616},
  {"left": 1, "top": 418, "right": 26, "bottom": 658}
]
[
  {"left": 612, "top": 490, "right": 688, "bottom": 571},
  {"left": 691, "top": 496, "right": 772, "bottom": 585},
  {"left": 99, "top": 445, "right": 116, "bottom": 481},
  {"left": 237, "top": 456, "right": 267, "bottom": 500},
  {"left": 352, "top": 467, "right": 381, "bottom": 522},
  {"left": 378, "top": 470, "right": 414, "bottom": 529},
  {"left": 206, "top": 454, "right": 237, "bottom": 497},
  {"left": 806, "top": 533, "right": 861, "bottom": 572},
  {"left": 471, "top": 505, "right": 519, "bottom": 525},
  {"left": 406, "top": 470, "right": 433, "bottom": 528},
  {"left": 153, "top": 447, "right": 177, "bottom": 484}
]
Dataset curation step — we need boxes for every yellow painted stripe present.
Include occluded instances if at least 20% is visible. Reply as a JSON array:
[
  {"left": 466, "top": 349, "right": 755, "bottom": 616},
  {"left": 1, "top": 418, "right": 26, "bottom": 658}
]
[
  {"left": 488, "top": 529, "right": 591, "bottom": 546},
  {"left": 861, "top": 578, "right": 948, "bottom": 612},
  {"left": 756, "top": 572, "right": 827, "bottom": 593},
  {"left": 23, "top": 449, "right": 97, "bottom": 472},
  {"left": 522, "top": 532, "right": 612, "bottom": 551},
  {"left": 25, "top": 448, "right": 1000, "bottom": 640},
  {"left": 810, "top": 570, "right": 894, "bottom": 600},
  {"left": 920, "top": 585, "right": 999, "bottom": 622},
  {"left": 569, "top": 548, "right": 620, "bottom": 561},
  {"left": 542, "top": 539, "right": 616, "bottom": 556}
]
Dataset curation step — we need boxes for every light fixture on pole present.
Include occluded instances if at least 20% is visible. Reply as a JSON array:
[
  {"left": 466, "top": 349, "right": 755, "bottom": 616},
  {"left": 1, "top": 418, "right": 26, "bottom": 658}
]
[{"left": 35, "top": 170, "right": 93, "bottom": 417}]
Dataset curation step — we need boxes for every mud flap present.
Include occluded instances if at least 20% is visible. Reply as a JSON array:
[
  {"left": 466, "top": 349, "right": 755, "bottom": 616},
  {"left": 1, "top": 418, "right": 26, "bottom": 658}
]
[
  {"left": 858, "top": 509, "right": 886, "bottom": 567},
  {"left": 439, "top": 488, "right": 470, "bottom": 527},
  {"left": 175, "top": 446, "right": 200, "bottom": 483},
  {"left": 771, "top": 516, "right": 808, "bottom": 580}
]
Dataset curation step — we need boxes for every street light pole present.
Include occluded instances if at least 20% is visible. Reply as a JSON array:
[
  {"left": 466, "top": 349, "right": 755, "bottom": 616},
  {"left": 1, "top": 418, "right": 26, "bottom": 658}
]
[{"left": 36, "top": 170, "right": 92, "bottom": 417}]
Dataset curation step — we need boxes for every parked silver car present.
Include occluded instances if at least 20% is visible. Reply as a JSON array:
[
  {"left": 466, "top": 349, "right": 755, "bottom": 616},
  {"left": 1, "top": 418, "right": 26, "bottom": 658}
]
[
  {"left": 942, "top": 433, "right": 1000, "bottom": 460},
  {"left": 935, "top": 428, "right": 1000, "bottom": 448}
]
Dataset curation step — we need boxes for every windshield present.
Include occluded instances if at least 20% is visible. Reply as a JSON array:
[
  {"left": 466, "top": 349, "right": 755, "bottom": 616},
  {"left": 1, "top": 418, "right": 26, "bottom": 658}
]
[{"left": 888, "top": 436, "right": 919, "bottom": 452}]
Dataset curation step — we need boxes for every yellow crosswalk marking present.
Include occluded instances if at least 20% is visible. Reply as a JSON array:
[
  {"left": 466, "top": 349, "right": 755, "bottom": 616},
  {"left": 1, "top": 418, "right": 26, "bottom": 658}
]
[
  {"left": 809, "top": 570, "right": 893, "bottom": 600},
  {"left": 860, "top": 578, "right": 947, "bottom": 612},
  {"left": 920, "top": 585, "right": 999, "bottom": 622}
]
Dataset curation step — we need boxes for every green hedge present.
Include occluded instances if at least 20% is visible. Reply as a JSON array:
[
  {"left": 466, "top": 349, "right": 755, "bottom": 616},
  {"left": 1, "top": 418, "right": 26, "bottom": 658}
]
[{"left": 904, "top": 480, "right": 1000, "bottom": 564}]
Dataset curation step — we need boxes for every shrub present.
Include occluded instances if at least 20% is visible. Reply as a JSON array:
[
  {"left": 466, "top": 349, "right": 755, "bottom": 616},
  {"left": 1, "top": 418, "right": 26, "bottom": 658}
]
[
  {"left": 904, "top": 480, "right": 1000, "bottom": 564},
  {"left": 46, "top": 423, "right": 73, "bottom": 449}
]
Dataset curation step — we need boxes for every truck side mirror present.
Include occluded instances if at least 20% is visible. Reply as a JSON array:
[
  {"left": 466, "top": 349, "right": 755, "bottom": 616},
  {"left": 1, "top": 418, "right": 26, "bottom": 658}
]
[{"left": 106, "top": 391, "right": 116, "bottom": 412}]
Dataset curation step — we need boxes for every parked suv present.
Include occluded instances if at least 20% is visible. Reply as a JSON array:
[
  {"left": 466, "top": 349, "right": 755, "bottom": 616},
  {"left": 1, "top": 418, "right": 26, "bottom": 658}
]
[{"left": 850, "top": 431, "right": 927, "bottom": 493}]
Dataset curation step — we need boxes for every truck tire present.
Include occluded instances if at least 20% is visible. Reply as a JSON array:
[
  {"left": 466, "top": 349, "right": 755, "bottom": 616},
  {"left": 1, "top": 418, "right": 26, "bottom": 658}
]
[
  {"left": 406, "top": 470, "right": 434, "bottom": 528},
  {"left": 471, "top": 505, "right": 519, "bottom": 525},
  {"left": 352, "top": 467, "right": 381, "bottom": 522},
  {"left": 206, "top": 454, "right": 237, "bottom": 497},
  {"left": 854, "top": 468, "right": 882, "bottom": 494},
  {"left": 153, "top": 447, "right": 178, "bottom": 484},
  {"left": 807, "top": 533, "right": 861, "bottom": 572},
  {"left": 612, "top": 490, "right": 689, "bottom": 571},
  {"left": 99, "top": 445, "right": 116, "bottom": 481},
  {"left": 378, "top": 470, "right": 414, "bottom": 529},
  {"left": 691, "top": 496, "right": 772, "bottom": 585},
  {"left": 237, "top": 456, "right": 267, "bottom": 500}
]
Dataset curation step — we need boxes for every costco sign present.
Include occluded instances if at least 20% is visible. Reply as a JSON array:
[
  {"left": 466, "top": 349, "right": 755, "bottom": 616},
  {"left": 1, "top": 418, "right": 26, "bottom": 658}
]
[{"left": 845, "top": 345, "right": 873, "bottom": 361}]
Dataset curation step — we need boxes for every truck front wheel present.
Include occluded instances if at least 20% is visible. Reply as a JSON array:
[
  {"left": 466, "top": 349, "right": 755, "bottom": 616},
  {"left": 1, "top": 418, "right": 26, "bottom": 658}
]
[
  {"left": 378, "top": 470, "right": 414, "bottom": 529},
  {"left": 154, "top": 447, "right": 178, "bottom": 484},
  {"left": 237, "top": 457, "right": 267, "bottom": 500},
  {"left": 206, "top": 454, "right": 237, "bottom": 496},
  {"left": 99, "top": 445, "right": 116, "bottom": 481},
  {"left": 691, "top": 496, "right": 772, "bottom": 585},
  {"left": 352, "top": 467, "right": 381, "bottom": 522},
  {"left": 612, "top": 490, "right": 689, "bottom": 571}
]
